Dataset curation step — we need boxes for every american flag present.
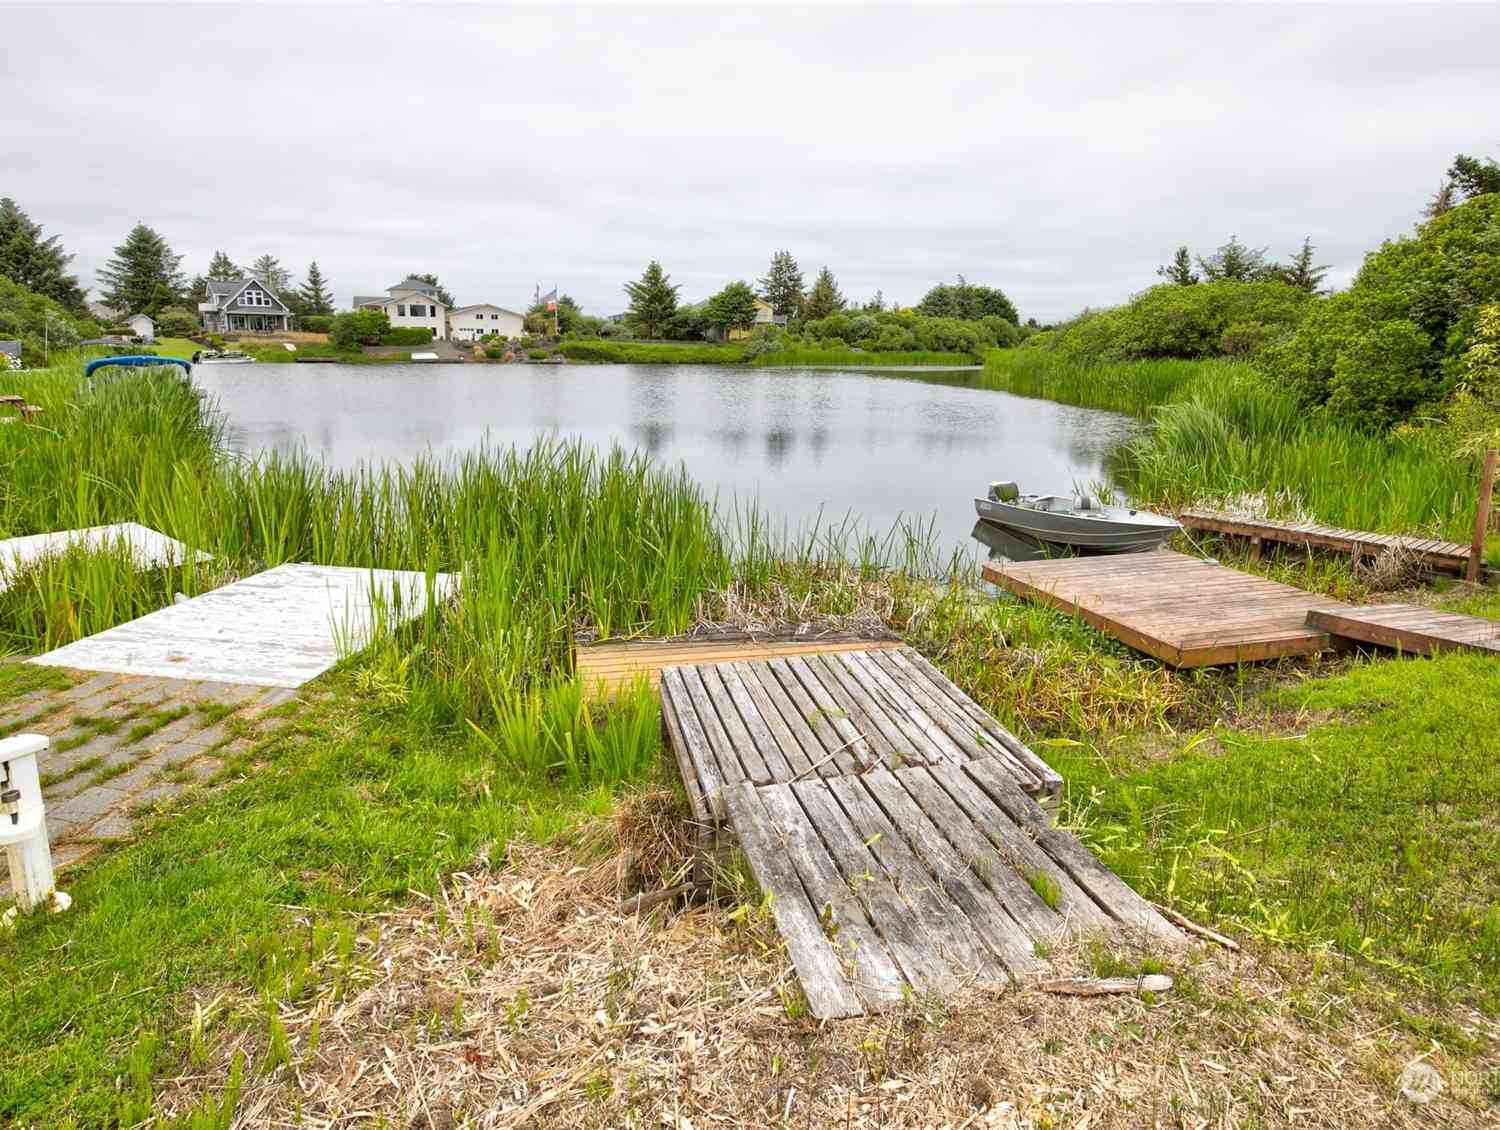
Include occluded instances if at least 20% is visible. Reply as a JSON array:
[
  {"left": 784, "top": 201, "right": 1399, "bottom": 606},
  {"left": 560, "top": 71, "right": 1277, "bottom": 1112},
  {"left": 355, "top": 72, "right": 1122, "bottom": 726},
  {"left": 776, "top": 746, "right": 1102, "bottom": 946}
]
[{"left": 540, "top": 287, "right": 558, "bottom": 312}]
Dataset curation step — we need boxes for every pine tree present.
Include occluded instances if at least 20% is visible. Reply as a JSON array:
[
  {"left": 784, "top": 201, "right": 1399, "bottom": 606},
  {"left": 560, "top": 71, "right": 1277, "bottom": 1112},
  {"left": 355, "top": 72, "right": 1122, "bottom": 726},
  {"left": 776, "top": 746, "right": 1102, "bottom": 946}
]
[
  {"left": 623, "top": 260, "right": 680, "bottom": 338},
  {"left": 864, "top": 289, "right": 886, "bottom": 312},
  {"left": 187, "top": 275, "right": 209, "bottom": 307},
  {"left": 405, "top": 272, "right": 454, "bottom": 307},
  {"left": 1196, "top": 236, "right": 1272, "bottom": 283},
  {"left": 1279, "top": 237, "right": 1330, "bottom": 294},
  {"left": 250, "top": 254, "right": 292, "bottom": 295},
  {"left": 704, "top": 280, "right": 759, "bottom": 334},
  {"left": 1156, "top": 246, "right": 1198, "bottom": 286},
  {"left": 756, "top": 250, "right": 804, "bottom": 317},
  {"left": 299, "top": 261, "right": 333, "bottom": 315},
  {"left": 801, "top": 266, "right": 846, "bottom": 321},
  {"left": 98, "top": 223, "right": 184, "bottom": 316},
  {"left": 0, "top": 197, "right": 86, "bottom": 312},
  {"left": 1424, "top": 181, "right": 1457, "bottom": 220},
  {"left": 206, "top": 250, "right": 241, "bottom": 279},
  {"left": 1448, "top": 154, "right": 1500, "bottom": 201}
]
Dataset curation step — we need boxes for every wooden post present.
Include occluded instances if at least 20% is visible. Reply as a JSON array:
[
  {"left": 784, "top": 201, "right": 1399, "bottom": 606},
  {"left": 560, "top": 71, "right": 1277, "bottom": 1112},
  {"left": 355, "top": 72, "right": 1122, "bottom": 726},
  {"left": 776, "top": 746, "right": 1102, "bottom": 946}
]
[{"left": 1469, "top": 447, "right": 1497, "bottom": 583}]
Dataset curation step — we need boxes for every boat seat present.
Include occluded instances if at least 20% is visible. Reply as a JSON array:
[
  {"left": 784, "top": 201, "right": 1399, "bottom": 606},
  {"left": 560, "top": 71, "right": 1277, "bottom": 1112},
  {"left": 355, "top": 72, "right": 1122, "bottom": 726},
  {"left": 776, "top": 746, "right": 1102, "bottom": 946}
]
[{"left": 988, "top": 480, "right": 1020, "bottom": 502}]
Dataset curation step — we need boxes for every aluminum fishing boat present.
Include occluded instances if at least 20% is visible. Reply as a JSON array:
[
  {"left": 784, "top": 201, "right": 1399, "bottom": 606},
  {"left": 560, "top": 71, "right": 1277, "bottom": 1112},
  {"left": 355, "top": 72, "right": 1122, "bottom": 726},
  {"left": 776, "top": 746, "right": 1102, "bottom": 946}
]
[{"left": 973, "top": 481, "right": 1180, "bottom": 553}]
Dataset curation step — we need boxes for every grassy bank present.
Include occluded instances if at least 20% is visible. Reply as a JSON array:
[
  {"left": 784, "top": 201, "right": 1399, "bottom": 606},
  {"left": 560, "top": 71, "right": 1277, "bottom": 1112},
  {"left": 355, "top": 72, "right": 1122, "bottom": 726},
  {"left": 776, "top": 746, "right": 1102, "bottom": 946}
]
[
  {"left": 4, "top": 351, "right": 1500, "bottom": 1121},
  {"left": 753, "top": 346, "right": 978, "bottom": 367},
  {"left": 982, "top": 349, "right": 1488, "bottom": 544},
  {"left": 558, "top": 340, "right": 747, "bottom": 364}
]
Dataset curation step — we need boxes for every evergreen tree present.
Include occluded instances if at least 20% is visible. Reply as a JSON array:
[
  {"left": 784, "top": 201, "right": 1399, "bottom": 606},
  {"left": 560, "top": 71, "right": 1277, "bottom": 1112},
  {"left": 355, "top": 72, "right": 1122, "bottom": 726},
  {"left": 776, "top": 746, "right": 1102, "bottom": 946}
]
[
  {"left": 1424, "top": 180, "right": 1457, "bottom": 219},
  {"left": 1156, "top": 246, "right": 1199, "bottom": 286},
  {"left": 1448, "top": 154, "right": 1500, "bottom": 201},
  {"left": 1279, "top": 237, "right": 1330, "bottom": 294},
  {"left": 405, "top": 272, "right": 454, "bottom": 307},
  {"left": 801, "top": 266, "right": 846, "bottom": 321},
  {"left": 298, "top": 261, "right": 333, "bottom": 315},
  {"left": 98, "top": 222, "right": 184, "bottom": 316},
  {"left": 250, "top": 254, "right": 292, "bottom": 295},
  {"left": 704, "top": 280, "right": 759, "bottom": 334},
  {"left": 915, "top": 276, "right": 1018, "bottom": 321},
  {"left": 864, "top": 289, "right": 885, "bottom": 312},
  {"left": 756, "top": 250, "right": 804, "bottom": 317},
  {"left": 623, "top": 260, "right": 680, "bottom": 338},
  {"left": 0, "top": 197, "right": 86, "bottom": 313},
  {"left": 187, "top": 275, "right": 209, "bottom": 307},
  {"left": 206, "top": 250, "right": 241, "bottom": 279},
  {"left": 1195, "top": 236, "right": 1272, "bottom": 282}
]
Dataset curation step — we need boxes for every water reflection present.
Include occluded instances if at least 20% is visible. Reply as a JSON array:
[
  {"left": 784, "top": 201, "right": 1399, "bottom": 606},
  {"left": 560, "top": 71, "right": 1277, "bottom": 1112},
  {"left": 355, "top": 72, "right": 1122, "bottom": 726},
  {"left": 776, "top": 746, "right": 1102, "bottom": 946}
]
[
  {"left": 193, "top": 363, "right": 1139, "bottom": 554},
  {"left": 969, "top": 520, "right": 1055, "bottom": 564}
]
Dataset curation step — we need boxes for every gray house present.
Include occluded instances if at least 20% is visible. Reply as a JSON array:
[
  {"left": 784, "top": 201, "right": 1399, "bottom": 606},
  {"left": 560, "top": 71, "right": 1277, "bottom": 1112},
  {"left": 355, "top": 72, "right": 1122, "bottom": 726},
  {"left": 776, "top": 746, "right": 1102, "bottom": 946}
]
[
  {"left": 198, "top": 277, "right": 293, "bottom": 334},
  {"left": 1, "top": 340, "right": 20, "bottom": 369}
]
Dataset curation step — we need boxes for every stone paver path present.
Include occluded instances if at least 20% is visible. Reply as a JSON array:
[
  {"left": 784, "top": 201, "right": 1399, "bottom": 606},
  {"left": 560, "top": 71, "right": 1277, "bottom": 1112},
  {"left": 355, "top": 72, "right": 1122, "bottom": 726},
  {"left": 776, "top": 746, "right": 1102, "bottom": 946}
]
[{"left": 1, "top": 669, "right": 299, "bottom": 895}]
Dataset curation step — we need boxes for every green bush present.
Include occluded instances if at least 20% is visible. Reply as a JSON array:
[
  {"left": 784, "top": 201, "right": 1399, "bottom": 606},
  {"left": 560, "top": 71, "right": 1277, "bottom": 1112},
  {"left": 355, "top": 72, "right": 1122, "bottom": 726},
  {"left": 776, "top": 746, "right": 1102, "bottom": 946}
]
[
  {"left": 1263, "top": 193, "right": 1500, "bottom": 428},
  {"left": 557, "top": 340, "right": 746, "bottom": 364},
  {"left": 484, "top": 346, "right": 505, "bottom": 359},
  {"left": 155, "top": 307, "right": 200, "bottom": 338},
  {"left": 0, "top": 275, "right": 95, "bottom": 361},
  {"left": 299, "top": 315, "right": 333, "bottom": 333},
  {"left": 527, "top": 349, "right": 548, "bottom": 360},
  {"left": 379, "top": 326, "right": 434, "bottom": 346},
  {"left": 329, "top": 309, "right": 389, "bottom": 348}
]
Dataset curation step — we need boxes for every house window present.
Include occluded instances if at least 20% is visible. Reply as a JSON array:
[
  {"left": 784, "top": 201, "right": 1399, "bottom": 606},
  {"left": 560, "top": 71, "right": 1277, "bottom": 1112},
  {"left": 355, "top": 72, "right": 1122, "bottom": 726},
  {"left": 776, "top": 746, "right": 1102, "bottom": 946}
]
[
  {"left": 397, "top": 304, "right": 406, "bottom": 316},
  {"left": 411, "top": 304, "right": 426, "bottom": 317}
]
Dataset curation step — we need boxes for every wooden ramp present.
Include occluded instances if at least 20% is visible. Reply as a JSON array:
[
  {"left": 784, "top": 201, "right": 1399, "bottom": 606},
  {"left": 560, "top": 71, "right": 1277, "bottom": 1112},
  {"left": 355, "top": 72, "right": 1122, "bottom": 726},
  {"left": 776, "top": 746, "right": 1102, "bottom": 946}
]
[
  {"left": 31, "top": 564, "right": 457, "bottom": 688},
  {"left": 661, "top": 647, "right": 1180, "bottom": 1018},
  {"left": 577, "top": 631, "right": 901, "bottom": 701},
  {"left": 0, "top": 523, "right": 209, "bottom": 594},
  {"left": 1307, "top": 604, "right": 1500, "bottom": 657},
  {"left": 1180, "top": 509, "right": 1472, "bottom": 575},
  {"left": 984, "top": 551, "right": 1340, "bottom": 667}
]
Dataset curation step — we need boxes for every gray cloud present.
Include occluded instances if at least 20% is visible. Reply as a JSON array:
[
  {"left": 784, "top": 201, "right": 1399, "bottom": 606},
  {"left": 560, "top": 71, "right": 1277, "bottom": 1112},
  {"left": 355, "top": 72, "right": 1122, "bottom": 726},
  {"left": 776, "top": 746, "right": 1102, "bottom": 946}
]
[{"left": 4, "top": 3, "right": 1496, "bottom": 321}]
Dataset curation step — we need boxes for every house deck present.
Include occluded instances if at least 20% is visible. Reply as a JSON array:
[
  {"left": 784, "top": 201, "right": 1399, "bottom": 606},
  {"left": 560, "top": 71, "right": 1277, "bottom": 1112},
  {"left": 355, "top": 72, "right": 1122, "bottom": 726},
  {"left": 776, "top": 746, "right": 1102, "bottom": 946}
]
[
  {"left": 660, "top": 647, "right": 1180, "bottom": 1019},
  {"left": 983, "top": 551, "right": 1341, "bottom": 667}
]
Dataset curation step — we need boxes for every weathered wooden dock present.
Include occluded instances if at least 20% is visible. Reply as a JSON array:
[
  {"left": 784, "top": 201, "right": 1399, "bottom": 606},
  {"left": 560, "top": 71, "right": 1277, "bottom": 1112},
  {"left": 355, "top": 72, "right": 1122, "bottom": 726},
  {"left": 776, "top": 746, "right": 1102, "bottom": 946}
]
[
  {"left": 661, "top": 646, "right": 1181, "bottom": 1018},
  {"left": 1306, "top": 604, "right": 1500, "bottom": 657},
  {"left": 1179, "top": 509, "right": 1472, "bottom": 574},
  {"left": 984, "top": 551, "right": 1342, "bottom": 667},
  {"left": 577, "top": 631, "right": 902, "bottom": 700},
  {"left": 0, "top": 523, "right": 207, "bottom": 594},
  {"left": 32, "top": 563, "right": 457, "bottom": 687}
]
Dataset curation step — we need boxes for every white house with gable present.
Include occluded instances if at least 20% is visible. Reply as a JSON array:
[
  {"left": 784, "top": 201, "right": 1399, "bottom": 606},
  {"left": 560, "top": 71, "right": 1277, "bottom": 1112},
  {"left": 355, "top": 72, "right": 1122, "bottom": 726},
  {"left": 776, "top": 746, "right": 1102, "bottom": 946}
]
[
  {"left": 352, "top": 277, "right": 449, "bottom": 340},
  {"left": 448, "top": 304, "right": 525, "bottom": 342}
]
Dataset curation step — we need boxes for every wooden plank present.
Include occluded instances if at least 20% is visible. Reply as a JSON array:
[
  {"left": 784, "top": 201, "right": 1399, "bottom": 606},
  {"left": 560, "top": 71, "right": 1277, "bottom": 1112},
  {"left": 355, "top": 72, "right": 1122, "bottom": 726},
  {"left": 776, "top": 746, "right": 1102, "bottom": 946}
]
[
  {"left": 658, "top": 670, "right": 711, "bottom": 831},
  {"left": 861, "top": 768, "right": 1047, "bottom": 977},
  {"left": 837, "top": 651, "right": 968, "bottom": 769},
  {"left": 1178, "top": 510, "right": 1471, "bottom": 573},
  {"left": 926, "top": 762, "right": 1118, "bottom": 937},
  {"left": 824, "top": 774, "right": 999, "bottom": 980},
  {"left": 660, "top": 667, "right": 728, "bottom": 823},
  {"left": 31, "top": 564, "right": 457, "bottom": 688},
  {"left": 740, "top": 660, "right": 824, "bottom": 777},
  {"left": 963, "top": 759, "right": 1183, "bottom": 948},
  {"left": 754, "top": 785, "right": 909, "bottom": 1008},
  {"left": 766, "top": 658, "right": 861, "bottom": 775},
  {"left": 1307, "top": 606, "right": 1500, "bottom": 657},
  {"left": 888, "top": 649, "right": 1062, "bottom": 804},
  {"left": 797, "top": 652, "right": 903, "bottom": 767},
  {"left": 677, "top": 665, "right": 753, "bottom": 791},
  {"left": 790, "top": 779, "right": 958, "bottom": 994},
  {"left": 721, "top": 783, "right": 864, "bottom": 1019},
  {"left": 712, "top": 663, "right": 796, "bottom": 780},
  {"left": 782, "top": 656, "right": 878, "bottom": 774},
  {"left": 696, "top": 664, "right": 773, "bottom": 784},
  {"left": 0, "top": 522, "right": 211, "bottom": 594}
]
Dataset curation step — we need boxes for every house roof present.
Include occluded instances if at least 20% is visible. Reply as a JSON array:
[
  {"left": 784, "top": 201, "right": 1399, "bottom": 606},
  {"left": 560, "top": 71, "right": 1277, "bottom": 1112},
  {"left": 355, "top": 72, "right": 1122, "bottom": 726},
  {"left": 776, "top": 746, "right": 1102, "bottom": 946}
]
[
  {"left": 449, "top": 304, "right": 522, "bottom": 317},
  {"left": 352, "top": 295, "right": 386, "bottom": 308},
  {"left": 389, "top": 277, "right": 439, "bottom": 296},
  {"left": 127, "top": 313, "right": 156, "bottom": 325},
  {"left": 204, "top": 277, "right": 289, "bottom": 313},
  {"left": 355, "top": 290, "right": 447, "bottom": 309}
]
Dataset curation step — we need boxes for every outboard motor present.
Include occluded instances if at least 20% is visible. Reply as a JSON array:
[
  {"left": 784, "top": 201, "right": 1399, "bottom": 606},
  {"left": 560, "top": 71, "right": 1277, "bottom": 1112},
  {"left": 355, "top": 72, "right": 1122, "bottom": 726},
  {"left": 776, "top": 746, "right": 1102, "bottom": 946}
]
[{"left": 988, "top": 480, "right": 1020, "bottom": 502}]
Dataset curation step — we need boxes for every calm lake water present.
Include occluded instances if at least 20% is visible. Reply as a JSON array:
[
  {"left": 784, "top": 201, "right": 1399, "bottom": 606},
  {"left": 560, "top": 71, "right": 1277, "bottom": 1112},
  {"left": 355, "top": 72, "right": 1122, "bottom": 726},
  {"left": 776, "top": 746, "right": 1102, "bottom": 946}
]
[{"left": 192, "top": 363, "right": 1137, "bottom": 559}]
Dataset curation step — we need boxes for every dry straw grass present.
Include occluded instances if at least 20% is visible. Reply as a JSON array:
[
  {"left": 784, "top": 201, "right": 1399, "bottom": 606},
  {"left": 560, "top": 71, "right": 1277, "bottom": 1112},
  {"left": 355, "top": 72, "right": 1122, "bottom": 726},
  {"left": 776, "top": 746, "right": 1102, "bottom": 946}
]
[{"left": 156, "top": 825, "right": 1496, "bottom": 1129}]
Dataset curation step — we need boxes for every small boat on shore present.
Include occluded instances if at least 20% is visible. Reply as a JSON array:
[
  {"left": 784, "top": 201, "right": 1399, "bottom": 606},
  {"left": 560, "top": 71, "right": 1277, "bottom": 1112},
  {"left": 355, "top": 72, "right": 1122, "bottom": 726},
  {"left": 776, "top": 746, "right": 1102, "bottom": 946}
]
[
  {"left": 974, "top": 481, "right": 1180, "bottom": 553},
  {"left": 192, "top": 349, "right": 255, "bottom": 365}
]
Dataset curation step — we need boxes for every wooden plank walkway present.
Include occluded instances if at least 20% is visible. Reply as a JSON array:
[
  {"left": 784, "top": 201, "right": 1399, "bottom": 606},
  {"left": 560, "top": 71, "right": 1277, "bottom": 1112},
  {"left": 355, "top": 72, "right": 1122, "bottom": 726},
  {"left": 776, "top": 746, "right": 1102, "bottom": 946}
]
[
  {"left": 1180, "top": 509, "right": 1472, "bottom": 574},
  {"left": 1307, "top": 604, "right": 1500, "bottom": 657},
  {"left": 661, "top": 646, "right": 1180, "bottom": 1017},
  {"left": 577, "top": 631, "right": 901, "bottom": 700},
  {"left": 30, "top": 564, "right": 458, "bottom": 688},
  {"left": 984, "top": 551, "right": 1340, "bottom": 667},
  {"left": 0, "top": 523, "right": 209, "bottom": 594}
]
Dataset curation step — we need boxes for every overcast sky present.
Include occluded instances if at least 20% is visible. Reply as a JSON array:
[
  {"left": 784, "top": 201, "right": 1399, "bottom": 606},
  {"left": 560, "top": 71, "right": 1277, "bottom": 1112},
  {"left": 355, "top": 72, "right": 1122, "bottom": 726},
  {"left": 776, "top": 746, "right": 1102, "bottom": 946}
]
[{"left": 5, "top": 3, "right": 1497, "bottom": 322}]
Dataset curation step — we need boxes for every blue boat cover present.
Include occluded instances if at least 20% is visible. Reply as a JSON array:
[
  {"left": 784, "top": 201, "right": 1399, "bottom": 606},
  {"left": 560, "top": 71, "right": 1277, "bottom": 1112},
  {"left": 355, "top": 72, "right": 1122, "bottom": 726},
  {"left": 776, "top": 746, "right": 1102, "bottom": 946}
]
[{"left": 84, "top": 355, "right": 192, "bottom": 377}]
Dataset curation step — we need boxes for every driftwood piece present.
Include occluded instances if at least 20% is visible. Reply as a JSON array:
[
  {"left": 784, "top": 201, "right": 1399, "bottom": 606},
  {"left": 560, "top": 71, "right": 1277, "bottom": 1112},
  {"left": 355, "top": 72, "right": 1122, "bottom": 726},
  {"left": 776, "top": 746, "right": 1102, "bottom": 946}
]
[
  {"left": 1041, "top": 974, "right": 1173, "bottom": 997},
  {"left": 1155, "top": 903, "right": 1242, "bottom": 951},
  {"left": 617, "top": 882, "right": 701, "bottom": 917}
]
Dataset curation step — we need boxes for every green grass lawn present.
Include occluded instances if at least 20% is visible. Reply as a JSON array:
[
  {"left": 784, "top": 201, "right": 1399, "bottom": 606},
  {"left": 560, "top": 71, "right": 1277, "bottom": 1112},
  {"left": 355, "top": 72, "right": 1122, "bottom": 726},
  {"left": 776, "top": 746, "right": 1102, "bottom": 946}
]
[{"left": 0, "top": 666, "right": 614, "bottom": 1125}]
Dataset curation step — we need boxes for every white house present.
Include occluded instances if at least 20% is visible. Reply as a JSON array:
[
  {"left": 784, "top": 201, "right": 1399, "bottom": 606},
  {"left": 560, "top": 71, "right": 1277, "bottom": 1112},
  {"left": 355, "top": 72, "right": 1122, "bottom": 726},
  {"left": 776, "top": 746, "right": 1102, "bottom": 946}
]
[
  {"left": 126, "top": 313, "right": 157, "bottom": 341},
  {"left": 352, "top": 277, "right": 448, "bottom": 340},
  {"left": 448, "top": 304, "right": 525, "bottom": 341},
  {"left": 198, "top": 278, "right": 293, "bottom": 334}
]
